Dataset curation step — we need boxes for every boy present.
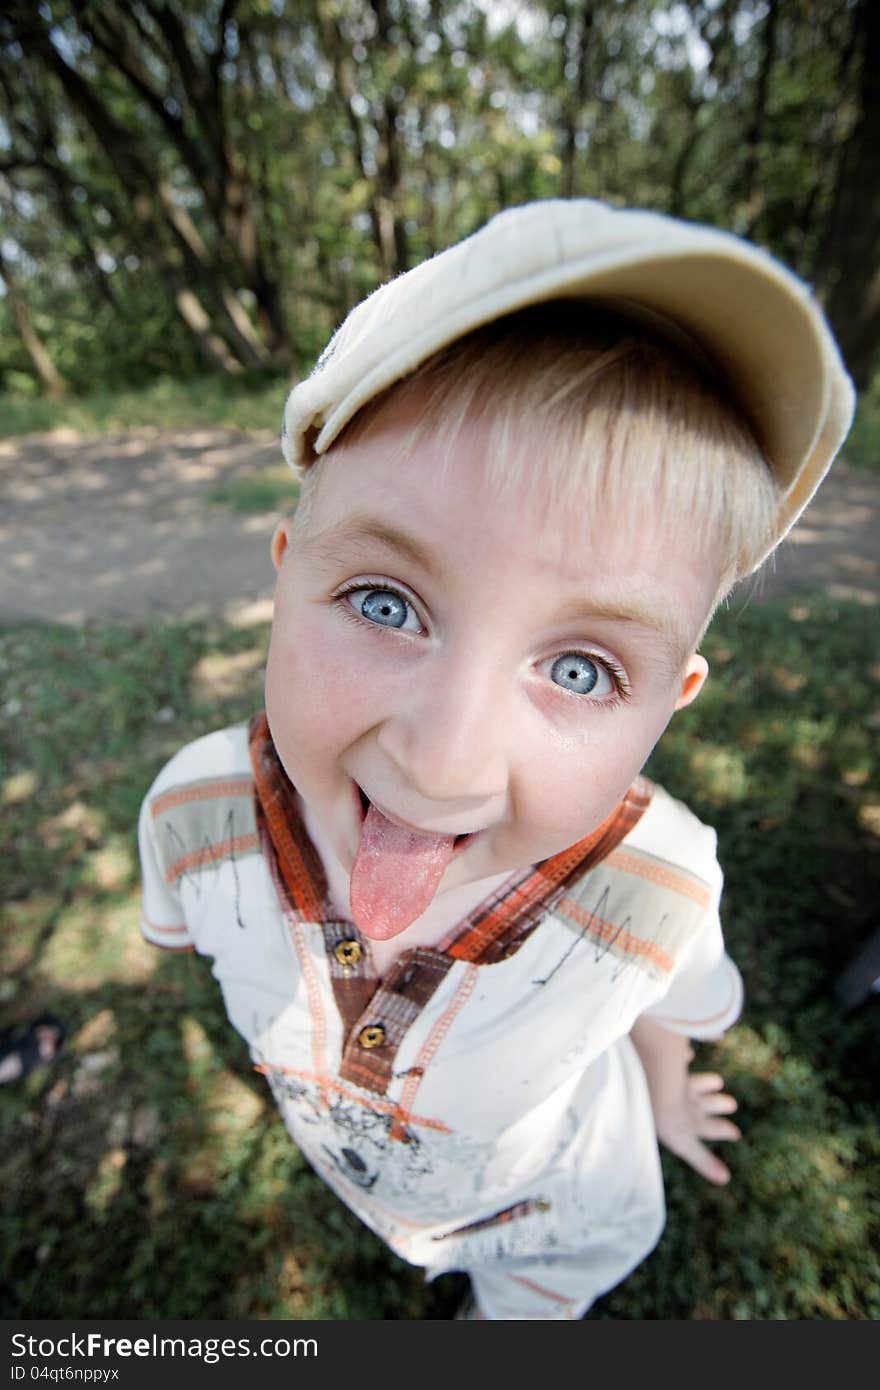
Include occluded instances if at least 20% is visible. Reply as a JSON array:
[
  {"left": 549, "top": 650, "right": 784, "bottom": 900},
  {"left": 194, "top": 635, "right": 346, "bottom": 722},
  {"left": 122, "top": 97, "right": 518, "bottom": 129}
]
[{"left": 138, "top": 199, "right": 854, "bottom": 1320}]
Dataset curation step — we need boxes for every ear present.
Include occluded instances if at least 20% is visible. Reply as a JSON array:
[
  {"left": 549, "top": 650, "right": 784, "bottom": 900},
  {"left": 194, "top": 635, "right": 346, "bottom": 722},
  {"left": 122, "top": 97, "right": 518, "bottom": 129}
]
[
  {"left": 674, "top": 653, "right": 709, "bottom": 711},
  {"left": 270, "top": 517, "right": 295, "bottom": 572}
]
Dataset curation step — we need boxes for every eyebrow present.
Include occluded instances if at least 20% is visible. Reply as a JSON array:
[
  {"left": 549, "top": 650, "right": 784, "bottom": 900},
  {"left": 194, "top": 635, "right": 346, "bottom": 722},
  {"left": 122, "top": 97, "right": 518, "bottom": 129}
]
[
  {"left": 552, "top": 596, "right": 694, "bottom": 675},
  {"left": 301, "top": 513, "right": 444, "bottom": 580},
  {"left": 303, "top": 512, "right": 694, "bottom": 670}
]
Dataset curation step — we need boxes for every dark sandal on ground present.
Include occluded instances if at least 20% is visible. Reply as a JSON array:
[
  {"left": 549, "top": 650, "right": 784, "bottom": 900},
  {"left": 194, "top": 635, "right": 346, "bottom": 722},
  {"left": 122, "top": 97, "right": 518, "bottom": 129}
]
[
  {"left": 0, "top": 1014, "right": 67, "bottom": 1085},
  {"left": 454, "top": 1291, "right": 487, "bottom": 1320}
]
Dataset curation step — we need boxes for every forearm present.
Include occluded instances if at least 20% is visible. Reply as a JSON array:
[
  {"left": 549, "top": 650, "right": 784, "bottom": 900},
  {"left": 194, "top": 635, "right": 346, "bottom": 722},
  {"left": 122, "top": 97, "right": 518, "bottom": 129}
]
[{"left": 629, "top": 1014, "right": 693, "bottom": 1112}]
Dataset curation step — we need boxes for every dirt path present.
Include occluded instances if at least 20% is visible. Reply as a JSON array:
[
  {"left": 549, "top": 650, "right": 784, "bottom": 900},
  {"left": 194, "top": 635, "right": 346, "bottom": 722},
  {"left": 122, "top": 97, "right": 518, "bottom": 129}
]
[
  {"left": 1, "top": 427, "right": 878, "bottom": 624},
  {"left": 1, "top": 428, "right": 283, "bottom": 626}
]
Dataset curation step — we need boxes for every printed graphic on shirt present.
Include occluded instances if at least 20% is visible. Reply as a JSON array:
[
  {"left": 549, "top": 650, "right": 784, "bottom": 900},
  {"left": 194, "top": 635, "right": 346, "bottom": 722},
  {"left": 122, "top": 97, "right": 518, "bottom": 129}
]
[
  {"left": 149, "top": 775, "right": 260, "bottom": 932},
  {"left": 151, "top": 776, "right": 259, "bottom": 882},
  {"left": 257, "top": 1073, "right": 574, "bottom": 1272},
  {"left": 543, "top": 846, "right": 712, "bottom": 986},
  {"left": 261, "top": 1063, "right": 492, "bottom": 1213},
  {"left": 430, "top": 1196, "right": 552, "bottom": 1241}
]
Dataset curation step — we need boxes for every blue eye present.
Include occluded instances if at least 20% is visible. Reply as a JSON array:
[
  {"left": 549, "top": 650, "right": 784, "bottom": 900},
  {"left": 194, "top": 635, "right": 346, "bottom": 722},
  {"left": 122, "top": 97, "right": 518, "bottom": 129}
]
[
  {"left": 550, "top": 653, "right": 603, "bottom": 694},
  {"left": 357, "top": 588, "right": 410, "bottom": 628}
]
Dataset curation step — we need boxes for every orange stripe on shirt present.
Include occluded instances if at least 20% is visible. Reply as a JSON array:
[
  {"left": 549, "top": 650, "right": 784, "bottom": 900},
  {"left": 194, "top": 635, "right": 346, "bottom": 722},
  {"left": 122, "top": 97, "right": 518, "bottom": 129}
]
[
  {"left": 605, "top": 848, "right": 713, "bottom": 907},
  {"left": 509, "top": 1272, "right": 578, "bottom": 1309},
  {"left": 165, "top": 832, "right": 259, "bottom": 883},
  {"left": 140, "top": 919, "right": 195, "bottom": 953},
  {"left": 649, "top": 964, "right": 741, "bottom": 1031},
  {"left": 141, "top": 911, "right": 189, "bottom": 937},
  {"left": 390, "top": 965, "right": 480, "bottom": 1140},
  {"left": 261, "top": 838, "right": 332, "bottom": 1108},
  {"left": 151, "top": 778, "right": 255, "bottom": 817},
  {"left": 556, "top": 895, "right": 675, "bottom": 973}
]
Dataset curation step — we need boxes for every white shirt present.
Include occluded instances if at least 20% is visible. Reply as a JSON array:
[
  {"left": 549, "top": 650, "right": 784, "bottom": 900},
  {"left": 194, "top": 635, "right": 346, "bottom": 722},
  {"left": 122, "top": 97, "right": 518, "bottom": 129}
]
[{"left": 138, "top": 719, "right": 742, "bottom": 1281}]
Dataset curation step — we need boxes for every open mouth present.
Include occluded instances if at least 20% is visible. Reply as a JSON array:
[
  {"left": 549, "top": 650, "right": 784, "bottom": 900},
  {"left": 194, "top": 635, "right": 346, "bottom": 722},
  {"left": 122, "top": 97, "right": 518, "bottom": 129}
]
[{"left": 354, "top": 783, "right": 473, "bottom": 853}]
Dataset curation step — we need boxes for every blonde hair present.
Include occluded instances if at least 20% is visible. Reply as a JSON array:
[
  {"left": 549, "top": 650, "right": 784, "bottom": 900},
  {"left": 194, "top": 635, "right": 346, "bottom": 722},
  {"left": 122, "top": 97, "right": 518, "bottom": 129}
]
[{"left": 295, "top": 300, "right": 779, "bottom": 617}]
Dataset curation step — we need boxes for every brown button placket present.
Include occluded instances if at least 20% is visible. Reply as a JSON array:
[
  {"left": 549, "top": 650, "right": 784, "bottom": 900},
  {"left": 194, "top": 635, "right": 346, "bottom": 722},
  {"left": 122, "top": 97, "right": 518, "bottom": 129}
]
[
  {"left": 338, "top": 947, "right": 455, "bottom": 1096},
  {"left": 322, "top": 919, "right": 378, "bottom": 1038}
]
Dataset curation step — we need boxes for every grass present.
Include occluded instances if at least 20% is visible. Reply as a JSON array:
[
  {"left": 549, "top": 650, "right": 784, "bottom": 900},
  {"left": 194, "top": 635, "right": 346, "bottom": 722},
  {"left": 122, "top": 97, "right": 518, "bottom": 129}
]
[
  {"left": 1, "top": 597, "right": 878, "bottom": 1319},
  {"left": 206, "top": 464, "right": 300, "bottom": 516},
  {"left": 0, "top": 375, "right": 290, "bottom": 438}
]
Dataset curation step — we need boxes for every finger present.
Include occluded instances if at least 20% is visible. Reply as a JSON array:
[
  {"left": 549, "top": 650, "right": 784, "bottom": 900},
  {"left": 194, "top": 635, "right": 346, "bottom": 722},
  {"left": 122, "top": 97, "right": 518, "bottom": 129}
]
[
  {"left": 676, "top": 1135, "right": 731, "bottom": 1186},
  {"left": 697, "top": 1117, "right": 741, "bottom": 1143},
  {"left": 701, "top": 1092, "right": 738, "bottom": 1116},
  {"left": 691, "top": 1072, "right": 726, "bottom": 1094}
]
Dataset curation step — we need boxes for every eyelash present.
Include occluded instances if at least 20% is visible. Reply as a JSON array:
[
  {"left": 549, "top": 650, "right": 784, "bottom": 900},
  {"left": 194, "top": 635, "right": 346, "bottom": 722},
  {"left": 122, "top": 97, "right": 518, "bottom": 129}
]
[
  {"left": 332, "top": 580, "right": 632, "bottom": 705},
  {"left": 334, "top": 578, "right": 424, "bottom": 631},
  {"left": 554, "top": 652, "right": 632, "bottom": 706}
]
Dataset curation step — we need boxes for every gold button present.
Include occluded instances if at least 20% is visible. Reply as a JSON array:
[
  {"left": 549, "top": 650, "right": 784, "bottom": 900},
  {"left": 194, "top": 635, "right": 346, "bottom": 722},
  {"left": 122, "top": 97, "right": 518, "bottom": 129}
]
[
  {"left": 357, "top": 1024, "right": 386, "bottom": 1049},
  {"left": 334, "top": 939, "right": 362, "bottom": 967}
]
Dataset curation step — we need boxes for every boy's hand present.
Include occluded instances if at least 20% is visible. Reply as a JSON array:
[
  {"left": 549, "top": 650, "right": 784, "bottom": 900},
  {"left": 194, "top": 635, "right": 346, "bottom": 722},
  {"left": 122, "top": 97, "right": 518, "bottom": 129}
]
[
  {"left": 629, "top": 1019, "right": 741, "bottom": 1186},
  {"left": 651, "top": 1054, "right": 741, "bottom": 1185}
]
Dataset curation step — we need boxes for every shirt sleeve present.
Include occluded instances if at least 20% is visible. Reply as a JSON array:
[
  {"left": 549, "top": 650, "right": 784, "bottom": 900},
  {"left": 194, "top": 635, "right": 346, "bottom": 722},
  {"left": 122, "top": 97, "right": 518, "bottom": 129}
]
[
  {"left": 137, "top": 781, "right": 194, "bottom": 951},
  {"left": 640, "top": 860, "right": 743, "bottom": 1040}
]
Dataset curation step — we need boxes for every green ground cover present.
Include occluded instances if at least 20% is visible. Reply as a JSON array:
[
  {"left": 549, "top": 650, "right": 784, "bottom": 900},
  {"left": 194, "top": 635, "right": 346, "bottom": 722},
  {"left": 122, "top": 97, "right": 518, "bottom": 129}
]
[
  {"left": 0, "top": 376, "right": 289, "bottom": 439},
  {"left": 1, "top": 598, "right": 878, "bottom": 1319},
  {"left": 206, "top": 464, "right": 298, "bottom": 516}
]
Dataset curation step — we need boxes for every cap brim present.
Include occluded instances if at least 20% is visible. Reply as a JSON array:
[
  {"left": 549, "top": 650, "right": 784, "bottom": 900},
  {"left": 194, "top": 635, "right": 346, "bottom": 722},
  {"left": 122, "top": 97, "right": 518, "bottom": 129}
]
[{"left": 283, "top": 199, "right": 855, "bottom": 566}]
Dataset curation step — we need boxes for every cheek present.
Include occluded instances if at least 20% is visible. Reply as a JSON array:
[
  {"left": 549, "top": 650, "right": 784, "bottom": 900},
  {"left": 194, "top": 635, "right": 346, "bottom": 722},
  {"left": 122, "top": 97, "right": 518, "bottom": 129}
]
[
  {"left": 528, "top": 759, "right": 628, "bottom": 839},
  {"left": 521, "top": 714, "right": 670, "bottom": 837},
  {"left": 265, "top": 606, "right": 386, "bottom": 755}
]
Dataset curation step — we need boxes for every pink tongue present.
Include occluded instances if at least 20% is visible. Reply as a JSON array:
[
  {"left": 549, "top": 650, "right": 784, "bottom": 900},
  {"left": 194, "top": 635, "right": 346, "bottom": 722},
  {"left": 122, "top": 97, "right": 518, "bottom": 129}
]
[{"left": 350, "top": 802, "right": 456, "bottom": 940}]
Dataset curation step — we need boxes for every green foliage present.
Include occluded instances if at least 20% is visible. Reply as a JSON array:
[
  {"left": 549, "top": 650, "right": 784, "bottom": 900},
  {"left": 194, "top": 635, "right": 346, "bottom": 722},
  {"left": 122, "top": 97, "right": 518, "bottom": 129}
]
[
  {"left": 1, "top": 595, "right": 877, "bottom": 1318},
  {"left": 0, "top": 0, "right": 874, "bottom": 397},
  {"left": 207, "top": 464, "right": 300, "bottom": 515},
  {"left": 0, "top": 374, "right": 288, "bottom": 437}
]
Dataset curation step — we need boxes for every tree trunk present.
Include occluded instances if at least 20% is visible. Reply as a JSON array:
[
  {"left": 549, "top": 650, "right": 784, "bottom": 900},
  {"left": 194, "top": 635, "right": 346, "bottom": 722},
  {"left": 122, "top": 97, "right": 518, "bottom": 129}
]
[
  {"left": 740, "top": 0, "right": 779, "bottom": 237},
  {"left": 173, "top": 288, "right": 246, "bottom": 375},
  {"left": 0, "top": 64, "right": 121, "bottom": 313},
  {"left": 76, "top": 0, "right": 291, "bottom": 365},
  {"left": 5, "top": 3, "right": 269, "bottom": 374},
  {"left": 814, "top": 0, "right": 880, "bottom": 391},
  {"left": 316, "top": 0, "right": 408, "bottom": 279},
  {"left": 0, "top": 248, "right": 69, "bottom": 397},
  {"left": 665, "top": 0, "right": 736, "bottom": 218},
  {"left": 559, "top": 2, "right": 595, "bottom": 201}
]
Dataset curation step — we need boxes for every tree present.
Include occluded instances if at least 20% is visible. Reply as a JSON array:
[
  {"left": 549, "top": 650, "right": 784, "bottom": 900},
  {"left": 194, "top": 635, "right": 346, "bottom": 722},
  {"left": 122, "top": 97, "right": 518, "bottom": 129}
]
[
  {"left": 2, "top": 0, "right": 294, "bottom": 376},
  {"left": 0, "top": 242, "right": 69, "bottom": 397},
  {"left": 0, "top": 0, "right": 874, "bottom": 397},
  {"left": 813, "top": 0, "right": 880, "bottom": 389}
]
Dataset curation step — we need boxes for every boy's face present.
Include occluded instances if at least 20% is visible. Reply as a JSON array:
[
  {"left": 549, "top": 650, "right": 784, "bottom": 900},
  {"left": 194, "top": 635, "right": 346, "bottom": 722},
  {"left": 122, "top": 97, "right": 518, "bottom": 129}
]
[{"left": 265, "top": 387, "right": 719, "bottom": 937}]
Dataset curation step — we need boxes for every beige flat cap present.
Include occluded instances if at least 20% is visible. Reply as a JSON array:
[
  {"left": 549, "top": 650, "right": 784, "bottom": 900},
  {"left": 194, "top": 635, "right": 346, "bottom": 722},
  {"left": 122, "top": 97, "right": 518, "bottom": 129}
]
[{"left": 282, "top": 198, "right": 855, "bottom": 569}]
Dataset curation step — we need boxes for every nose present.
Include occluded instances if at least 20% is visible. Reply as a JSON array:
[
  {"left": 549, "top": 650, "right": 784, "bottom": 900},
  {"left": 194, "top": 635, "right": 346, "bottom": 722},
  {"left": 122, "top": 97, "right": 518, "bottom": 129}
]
[{"left": 376, "top": 648, "right": 510, "bottom": 809}]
